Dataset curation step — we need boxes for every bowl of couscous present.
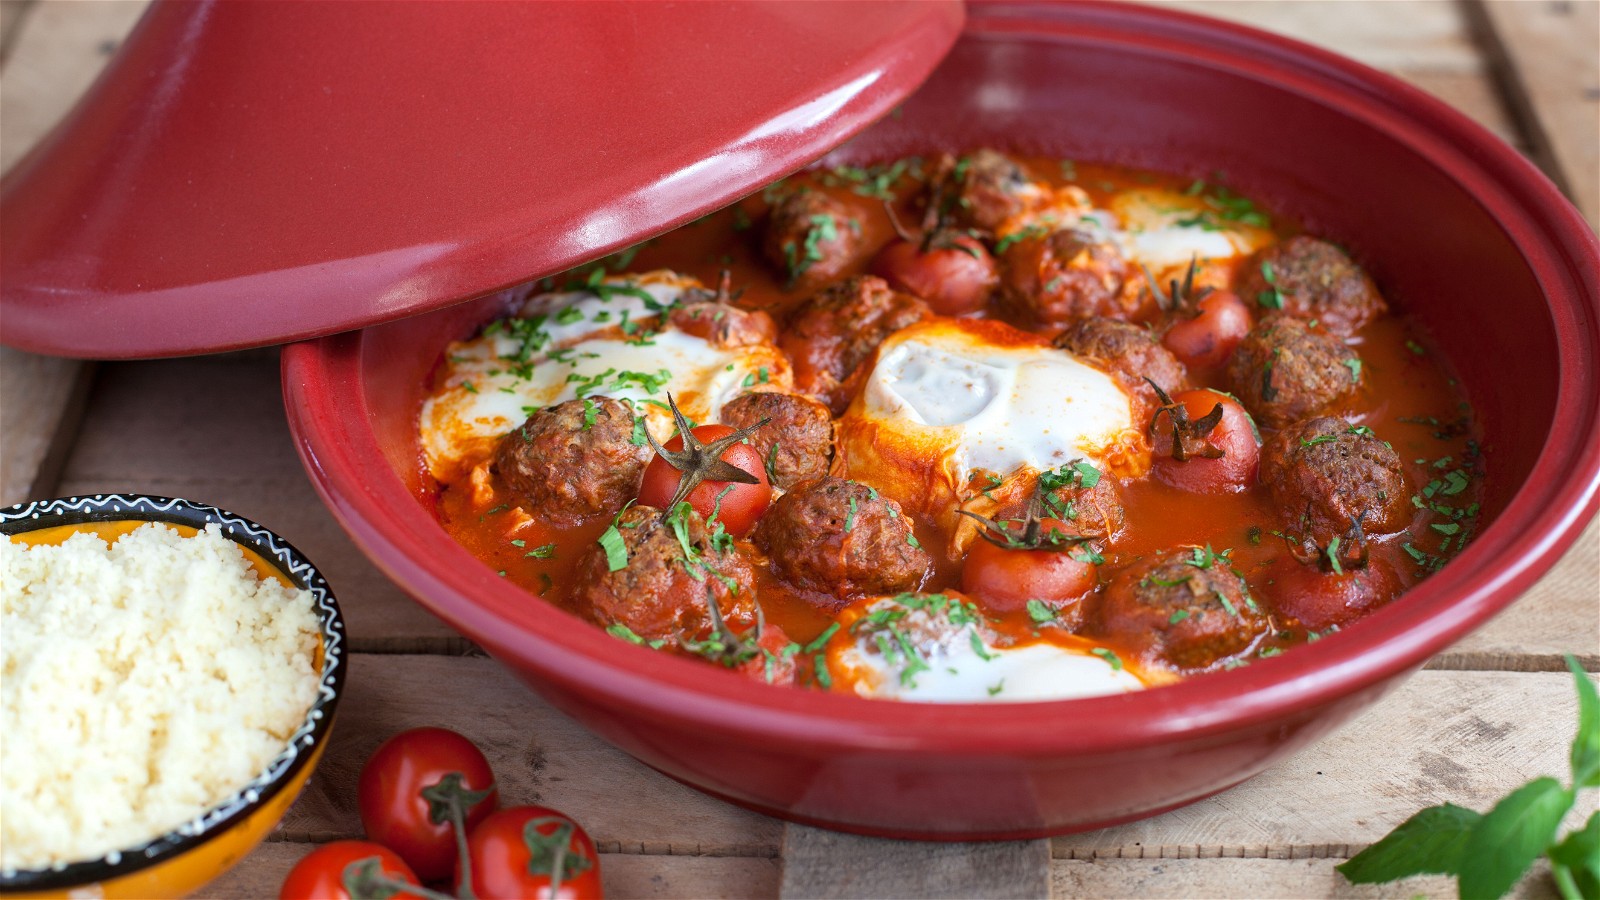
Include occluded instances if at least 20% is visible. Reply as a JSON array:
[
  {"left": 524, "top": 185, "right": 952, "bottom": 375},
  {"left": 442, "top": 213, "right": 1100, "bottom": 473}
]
[{"left": 0, "top": 494, "right": 344, "bottom": 899}]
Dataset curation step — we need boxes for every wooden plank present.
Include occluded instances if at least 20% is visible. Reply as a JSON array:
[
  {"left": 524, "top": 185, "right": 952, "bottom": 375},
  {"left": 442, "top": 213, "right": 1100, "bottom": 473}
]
[
  {"left": 780, "top": 828, "right": 1050, "bottom": 899},
  {"left": 0, "top": 0, "right": 35, "bottom": 67},
  {"left": 0, "top": 349, "right": 93, "bottom": 504},
  {"left": 1049, "top": 857, "right": 1560, "bottom": 899},
  {"left": 203, "top": 841, "right": 781, "bottom": 900},
  {"left": 55, "top": 355, "right": 467, "bottom": 652},
  {"left": 0, "top": 0, "right": 147, "bottom": 172},
  {"left": 1051, "top": 670, "right": 1593, "bottom": 859},
  {"left": 1469, "top": 0, "right": 1600, "bottom": 230},
  {"left": 271, "top": 653, "right": 785, "bottom": 857},
  {"left": 1149, "top": 1, "right": 1484, "bottom": 71}
]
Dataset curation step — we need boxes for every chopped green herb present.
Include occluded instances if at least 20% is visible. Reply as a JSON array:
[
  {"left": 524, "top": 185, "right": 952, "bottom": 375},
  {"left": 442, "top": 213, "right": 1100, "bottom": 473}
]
[
  {"left": 1026, "top": 599, "right": 1057, "bottom": 624},
  {"left": 1091, "top": 648, "right": 1123, "bottom": 671},
  {"left": 598, "top": 524, "right": 629, "bottom": 572},
  {"left": 526, "top": 543, "right": 556, "bottom": 559}
]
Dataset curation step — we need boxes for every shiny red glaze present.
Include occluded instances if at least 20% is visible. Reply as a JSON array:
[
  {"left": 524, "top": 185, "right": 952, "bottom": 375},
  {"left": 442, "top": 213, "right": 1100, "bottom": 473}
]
[
  {"left": 283, "top": 3, "right": 1600, "bottom": 838},
  {"left": 357, "top": 727, "right": 498, "bottom": 883},
  {"left": 1150, "top": 390, "right": 1261, "bottom": 494},
  {"left": 961, "top": 521, "right": 1098, "bottom": 614},
  {"left": 637, "top": 425, "right": 772, "bottom": 536},
  {"left": 1163, "top": 290, "right": 1253, "bottom": 369},
  {"left": 0, "top": 2, "right": 962, "bottom": 358},
  {"left": 278, "top": 841, "right": 421, "bottom": 900},
  {"left": 871, "top": 235, "right": 999, "bottom": 315},
  {"left": 462, "top": 807, "right": 602, "bottom": 900}
]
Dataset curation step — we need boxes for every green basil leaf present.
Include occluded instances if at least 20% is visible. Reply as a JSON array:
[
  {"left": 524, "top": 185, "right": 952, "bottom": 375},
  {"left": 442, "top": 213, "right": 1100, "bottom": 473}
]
[
  {"left": 1336, "top": 803, "right": 1481, "bottom": 883},
  {"left": 1547, "top": 811, "right": 1599, "bottom": 900},
  {"left": 1566, "top": 654, "right": 1599, "bottom": 789},
  {"left": 1458, "top": 777, "right": 1573, "bottom": 900}
]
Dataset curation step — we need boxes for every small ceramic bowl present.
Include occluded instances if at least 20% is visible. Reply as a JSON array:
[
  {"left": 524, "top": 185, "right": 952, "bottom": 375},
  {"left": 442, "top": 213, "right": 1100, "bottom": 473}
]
[{"left": 0, "top": 494, "right": 345, "bottom": 900}]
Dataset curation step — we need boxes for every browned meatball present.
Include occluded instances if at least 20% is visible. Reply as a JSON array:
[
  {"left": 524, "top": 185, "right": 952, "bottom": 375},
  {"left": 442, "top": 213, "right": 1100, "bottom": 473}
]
[
  {"left": 1095, "top": 548, "right": 1268, "bottom": 671},
  {"left": 570, "top": 504, "right": 756, "bottom": 644},
  {"left": 1030, "top": 462, "right": 1126, "bottom": 540},
  {"left": 762, "top": 188, "right": 868, "bottom": 293},
  {"left": 1235, "top": 237, "right": 1387, "bottom": 337},
  {"left": 949, "top": 149, "right": 1038, "bottom": 232},
  {"left": 720, "top": 391, "right": 834, "bottom": 490},
  {"left": 781, "top": 276, "right": 931, "bottom": 415},
  {"left": 1227, "top": 316, "right": 1361, "bottom": 429},
  {"left": 753, "top": 477, "right": 930, "bottom": 601},
  {"left": 1260, "top": 417, "right": 1410, "bottom": 563},
  {"left": 669, "top": 301, "right": 776, "bottom": 348},
  {"left": 1055, "top": 317, "right": 1189, "bottom": 423},
  {"left": 1000, "top": 227, "right": 1148, "bottom": 330},
  {"left": 495, "top": 397, "right": 649, "bottom": 525}
]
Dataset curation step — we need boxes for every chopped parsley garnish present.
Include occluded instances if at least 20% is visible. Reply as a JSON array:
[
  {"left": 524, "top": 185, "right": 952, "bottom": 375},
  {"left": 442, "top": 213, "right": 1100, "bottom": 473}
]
[
  {"left": 1026, "top": 599, "right": 1057, "bottom": 624},
  {"left": 581, "top": 399, "right": 598, "bottom": 430},
  {"left": 598, "top": 523, "right": 629, "bottom": 572},
  {"left": 1091, "top": 648, "right": 1123, "bottom": 671},
  {"left": 526, "top": 543, "right": 556, "bottom": 559},
  {"left": 1343, "top": 357, "right": 1363, "bottom": 382}
]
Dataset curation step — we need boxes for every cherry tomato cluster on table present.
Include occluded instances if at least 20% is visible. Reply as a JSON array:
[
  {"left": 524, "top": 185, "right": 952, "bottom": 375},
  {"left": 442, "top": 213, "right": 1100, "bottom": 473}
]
[{"left": 279, "top": 727, "right": 602, "bottom": 900}]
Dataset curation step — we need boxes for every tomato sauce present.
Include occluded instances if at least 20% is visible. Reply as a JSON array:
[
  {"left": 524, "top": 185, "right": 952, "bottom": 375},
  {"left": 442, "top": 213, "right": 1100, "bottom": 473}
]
[{"left": 429, "top": 154, "right": 1483, "bottom": 689}]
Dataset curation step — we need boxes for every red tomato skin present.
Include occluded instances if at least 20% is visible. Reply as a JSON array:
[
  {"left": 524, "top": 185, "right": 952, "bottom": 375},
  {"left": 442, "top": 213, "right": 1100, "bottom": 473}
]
[
  {"left": 1150, "top": 390, "right": 1260, "bottom": 494},
  {"left": 636, "top": 424, "right": 772, "bottom": 535},
  {"left": 1163, "top": 290, "right": 1253, "bottom": 370},
  {"left": 463, "top": 806, "right": 604, "bottom": 900},
  {"left": 356, "top": 727, "right": 498, "bottom": 883},
  {"left": 871, "top": 235, "right": 999, "bottom": 316},
  {"left": 1267, "top": 555, "right": 1399, "bottom": 631},
  {"left": 279, "top": 840, "right": 422, "bottom": 900},
  {"left": 960, "top": 520, "right": 1098, "bottom": 614}
]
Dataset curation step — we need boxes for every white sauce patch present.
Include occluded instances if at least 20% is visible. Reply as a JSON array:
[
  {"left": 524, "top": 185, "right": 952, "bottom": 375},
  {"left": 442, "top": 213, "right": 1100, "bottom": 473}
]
[
  {"left": 857, "top": 320, "right": 1136, "bottom": 480},
  {"left": 420, "top": 272, "right": 789, "bottom": 481}
]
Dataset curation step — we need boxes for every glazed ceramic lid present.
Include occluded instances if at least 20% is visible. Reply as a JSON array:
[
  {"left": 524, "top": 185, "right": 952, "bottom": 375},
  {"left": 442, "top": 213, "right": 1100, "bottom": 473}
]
[{"left": 0, "top": 1, "right": 963, "bottom": 359}]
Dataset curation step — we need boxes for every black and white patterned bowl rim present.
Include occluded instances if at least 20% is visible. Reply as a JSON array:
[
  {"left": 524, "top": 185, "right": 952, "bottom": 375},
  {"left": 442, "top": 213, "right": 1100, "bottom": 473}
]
[{"left": 0, "top": 494, "right": 346, "bottom": 892}]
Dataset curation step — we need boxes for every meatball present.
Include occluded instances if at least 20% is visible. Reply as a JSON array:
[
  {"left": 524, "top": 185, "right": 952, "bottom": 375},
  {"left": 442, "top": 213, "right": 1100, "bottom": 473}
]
[
  {"left": 1227, "top": 316, "right": 1361, "bottom": 429},
  {"left": 1029, "top": 462, "right": 1126, "bottom": 541},
  {"left": 1000, "top": 227, "right": 1148, "bottom": 330},
  {"left": 720, "top": 391, "right": 834, "bottom": 490},
  {"left": 669, "top": 301, "right": 776, "bottom": 348},
  {"left": 1260, "top": 417, "right": 1410, "bottom": 563},
  {"left": 494, "top": 397, "right": 649, "bottom": 525},
  {"left": 753, "top": 477, "right": 930, "bottom": 601},
  {"left": 1055, "top": 317, "right": 1189, "bottom": 423},
  {"left": 1235, "top": 236, "right": 1387, "bottom": 337},
  {"left": 763, "top": 188, "right": 868, "bottom": 293},
  {"left": 949, "top": 149, "right": 1040, "bottom": 232},
  {"left": 1095, "top": 548, "right": 1268, "bottom": 671},
  {"left": 570, "top": 504, "right": 756, "bottom": 644},
  {"left": 781, "top": 276, "right": 931, "bottom": 415}
]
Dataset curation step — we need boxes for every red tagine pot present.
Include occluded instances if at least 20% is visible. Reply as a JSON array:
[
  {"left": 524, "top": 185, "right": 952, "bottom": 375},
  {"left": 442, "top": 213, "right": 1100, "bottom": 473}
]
[{"left": 284, "top": 2, "right": 1600, "bottom": 838}]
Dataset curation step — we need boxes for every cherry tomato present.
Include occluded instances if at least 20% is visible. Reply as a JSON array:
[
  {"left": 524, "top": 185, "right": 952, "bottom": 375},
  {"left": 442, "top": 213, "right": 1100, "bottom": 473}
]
[
  {"left": 735, "top": 623, "right": 798, "bottom": 686},
  {"left": 1150, "top": 389, "right": 1260, "bottom": 494},
  {"left": 279, "top": 840, "right": 423, "bottom": 900},
  {"left": 637, "top": 424, "right": 771, "bottom": 535},
  {"left": 461, "top": 806, "right": 604, "bottom": 900},
  {"left": 1267, "top": 555, "right": 1399, "bottom": 631},
  {"left": 961, "top": 518, "right": 1098, "bottom": 614},
  {"left": 1162, "top": 289, "right": 1252, "bottom": 370},
  {"left": 871, "top": 233, "right": 999, "bottom": 316},
  {"left": 357, "top": 727, "right": 498, "bottom": 884}
]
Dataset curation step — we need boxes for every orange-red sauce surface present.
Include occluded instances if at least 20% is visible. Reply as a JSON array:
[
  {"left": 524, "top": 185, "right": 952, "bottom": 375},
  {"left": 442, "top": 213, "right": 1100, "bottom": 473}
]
[{"left": 428, "top": 156, "right": 1482, "bottom": 689}]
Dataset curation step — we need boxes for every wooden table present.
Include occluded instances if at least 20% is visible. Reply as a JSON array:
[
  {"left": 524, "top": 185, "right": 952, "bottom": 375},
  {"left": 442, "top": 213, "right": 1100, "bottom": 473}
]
[{"left": 3, "top": 2, "right": 1595, "bottom": 897}]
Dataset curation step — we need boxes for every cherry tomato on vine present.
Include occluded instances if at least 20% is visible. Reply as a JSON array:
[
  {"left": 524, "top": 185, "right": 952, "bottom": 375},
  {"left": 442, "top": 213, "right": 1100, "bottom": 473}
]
[
  {"left": 638, "top": 424, "right": 771, "bottom": 535},
  {"left": 871, "top": 233, "right": 998, "bottom": 316},
  {"left": 279, "top": 840, "right": 424, "bottom": 900},
  {"left": 961, "top": 517, "right": 1099, "bottom": 614},
  {"left": 357, "top": 727, "right": 498, "bottom": 883},
  {"left": 1149, "top": 389, "right": 1260, "bottom": 494},
  {"left": 1162, "top": 289, "right": 1253, "bottom": 370},
  {"left": 460, "top": 806, "right": 604, "bottom": 900}
]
